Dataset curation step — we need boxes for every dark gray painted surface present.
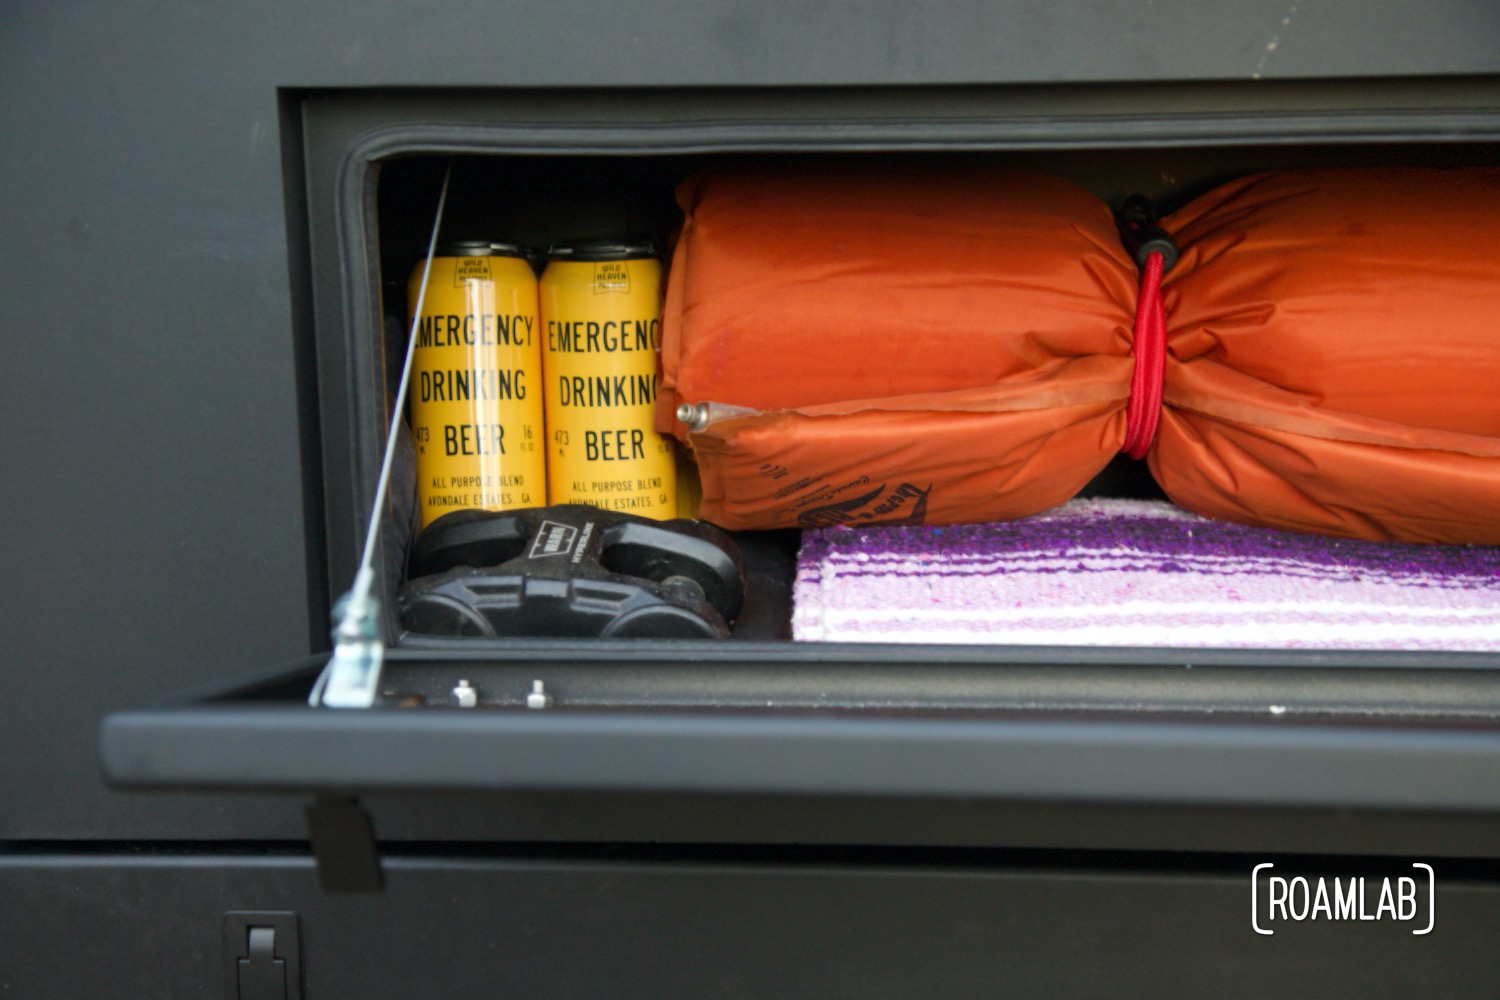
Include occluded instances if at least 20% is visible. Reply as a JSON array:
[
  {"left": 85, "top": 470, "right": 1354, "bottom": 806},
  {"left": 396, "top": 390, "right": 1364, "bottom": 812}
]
[
  {"left": 4, "top": 1, "right": 1500, "bottom": 839},
  {"left": 3, "top": 852, "right": 1499, "bottom": 999},
  {"left": 100, "top": 707, "right": 1500, "bottom": 812},
  {"left": 9, "top": 1, "right": 1500, "bottom": 90},
  {"left": 2, "top": 9, "right": 316, "bottom": 840}
]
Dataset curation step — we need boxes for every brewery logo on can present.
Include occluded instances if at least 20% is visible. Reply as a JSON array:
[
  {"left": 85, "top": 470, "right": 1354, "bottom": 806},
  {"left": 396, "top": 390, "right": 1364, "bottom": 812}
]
[
  {"left": 408, "top": 241, "right": 546, "bottom": 528},
  {"left": 592, "top": 260, "right": 631, "bottom": 293},
  {"left": 542, "top": 240, "right": 677, "bottom": 519}
]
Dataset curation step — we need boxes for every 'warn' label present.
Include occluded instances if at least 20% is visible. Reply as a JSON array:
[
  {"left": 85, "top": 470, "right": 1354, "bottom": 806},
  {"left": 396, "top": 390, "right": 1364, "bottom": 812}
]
[{"left": 528, "top": 521, "right": 581, "bottom": 559}]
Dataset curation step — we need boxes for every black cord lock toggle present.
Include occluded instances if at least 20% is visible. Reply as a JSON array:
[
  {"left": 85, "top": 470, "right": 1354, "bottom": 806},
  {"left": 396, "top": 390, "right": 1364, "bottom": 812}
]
[{"left": 1116, "top": 195, "right": 1179, "bottom": 274}]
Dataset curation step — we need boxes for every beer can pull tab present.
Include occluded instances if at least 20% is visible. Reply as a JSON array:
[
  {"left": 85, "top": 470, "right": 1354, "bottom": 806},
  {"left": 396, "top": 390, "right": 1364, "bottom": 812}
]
[{"left": 1116, "top": 195, "right": 1178, "bottom": 274}]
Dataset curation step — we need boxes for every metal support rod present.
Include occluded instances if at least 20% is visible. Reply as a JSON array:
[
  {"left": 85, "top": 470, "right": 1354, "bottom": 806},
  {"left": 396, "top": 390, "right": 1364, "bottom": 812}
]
[{"left": 311, "top": 164, "right": 452, "bottom": 708}]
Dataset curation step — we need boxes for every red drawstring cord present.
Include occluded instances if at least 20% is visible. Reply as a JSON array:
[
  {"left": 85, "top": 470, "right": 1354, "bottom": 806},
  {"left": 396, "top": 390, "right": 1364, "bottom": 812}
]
[{"left": 1122, "top": 249, "right": 1166, "bottom": 460}]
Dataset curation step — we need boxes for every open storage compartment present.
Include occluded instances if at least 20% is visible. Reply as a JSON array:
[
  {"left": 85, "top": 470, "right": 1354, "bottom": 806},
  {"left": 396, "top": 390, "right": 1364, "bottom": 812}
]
[{"left": 101, "top": 82, "right": 1500, "bottom": 873}]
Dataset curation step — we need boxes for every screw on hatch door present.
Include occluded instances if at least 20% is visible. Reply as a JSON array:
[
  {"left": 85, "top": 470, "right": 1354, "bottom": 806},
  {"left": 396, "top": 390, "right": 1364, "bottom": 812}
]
[{"left": 526, "top": 680, "right": 554, "bottom": 710}]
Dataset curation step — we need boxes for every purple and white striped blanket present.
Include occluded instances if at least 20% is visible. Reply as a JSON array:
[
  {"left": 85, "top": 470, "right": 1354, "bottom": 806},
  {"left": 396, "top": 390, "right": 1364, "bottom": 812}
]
[{"left": 792, "top": 499, "right": 1500, "bottom": 649}]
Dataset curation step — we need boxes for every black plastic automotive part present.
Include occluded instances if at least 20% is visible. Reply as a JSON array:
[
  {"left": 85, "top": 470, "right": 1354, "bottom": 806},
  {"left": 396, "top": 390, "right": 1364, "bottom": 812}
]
[
  {"left": 399, "top": 504, "right": 746, "bottom": 639},
  {"left": 1116, "top": 194, "right": 1179, "bottom": 273}
]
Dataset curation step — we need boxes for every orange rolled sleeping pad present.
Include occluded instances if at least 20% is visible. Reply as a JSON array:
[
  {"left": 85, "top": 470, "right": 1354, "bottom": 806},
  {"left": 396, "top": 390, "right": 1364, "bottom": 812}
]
[
  {"left": 658, "top": 165, "right": 1500, "bottom": 543},
  {"left": 659, "top": 165, "right": 1139, "bottom": 529},
  {"left": 1155, "top": 168, "right": 1500, "bottom": 543}
]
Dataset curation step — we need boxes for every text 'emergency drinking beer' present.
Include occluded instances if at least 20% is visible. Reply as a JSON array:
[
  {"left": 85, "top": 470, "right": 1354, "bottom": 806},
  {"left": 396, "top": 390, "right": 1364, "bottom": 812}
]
[
  {"left": 408, "top": 241, "right": 546, "bottom": 527},
  {"left": 542, "top": 240, "right": 676, "bottom": 518}
]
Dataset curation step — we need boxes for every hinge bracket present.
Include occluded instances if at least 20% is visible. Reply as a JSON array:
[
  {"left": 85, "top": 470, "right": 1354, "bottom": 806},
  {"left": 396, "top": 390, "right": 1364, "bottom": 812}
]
[{"left": 305, "top": 794, "right": 384, "bottom": 893}]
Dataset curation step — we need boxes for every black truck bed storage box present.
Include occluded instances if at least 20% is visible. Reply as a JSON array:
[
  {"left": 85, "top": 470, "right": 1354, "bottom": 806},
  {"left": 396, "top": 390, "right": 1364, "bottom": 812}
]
[
  {"left": 103, "top": 84, "right": 1500, "bottom": 823},
  {"left": 3, "top": 11, "right": 1492, "bottom": 992}
]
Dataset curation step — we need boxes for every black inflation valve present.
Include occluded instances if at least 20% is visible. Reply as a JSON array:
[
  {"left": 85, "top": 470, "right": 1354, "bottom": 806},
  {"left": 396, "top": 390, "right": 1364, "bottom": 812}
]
[{"left": 399, "top": 505, "right": 746, "bottom": 639}]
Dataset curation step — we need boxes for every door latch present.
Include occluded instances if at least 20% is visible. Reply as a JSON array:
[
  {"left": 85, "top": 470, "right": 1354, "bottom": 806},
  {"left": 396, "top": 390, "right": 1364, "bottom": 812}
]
[{"left": 223, "top": 912, "right": 301, "bottom": 1000}]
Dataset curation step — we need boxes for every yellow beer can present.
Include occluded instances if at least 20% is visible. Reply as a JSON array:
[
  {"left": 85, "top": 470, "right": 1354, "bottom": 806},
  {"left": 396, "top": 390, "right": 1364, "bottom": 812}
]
[
  {"left": 541, "top": 240, "right": 676, "bottom": 518},
  {"left": 408, "top": 241, "right": 546, "bottom": 529}
]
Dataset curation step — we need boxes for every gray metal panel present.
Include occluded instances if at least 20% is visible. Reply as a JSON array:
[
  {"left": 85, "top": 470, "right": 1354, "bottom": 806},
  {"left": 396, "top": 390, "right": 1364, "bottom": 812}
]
[
  {"left": 9, "top": 2, "right": 1500, "bottom": 89},
  {"left": 94, "top": 654, "right": 1500, "bottom": 855},
  {"left": 3, "top": 852, "right": 1498, "bottom": 998},
  {"left": 0, "top": 10, "right": 318, "bottom": 839},
  {"left": 358, "top": 793, "right": 1500, "bottom": 859},
  {"left": 100, "top": 705, "right": 1500, "bottom": 812}
]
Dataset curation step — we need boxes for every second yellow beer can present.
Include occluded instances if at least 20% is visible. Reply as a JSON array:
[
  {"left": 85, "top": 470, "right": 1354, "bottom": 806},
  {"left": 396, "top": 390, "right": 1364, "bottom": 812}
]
[
  {"left": 541, "top": 240, "right": 676, "bottom": 518},
  {"left": 408, "top": 241, "right": 546, "bottom": 528}
]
